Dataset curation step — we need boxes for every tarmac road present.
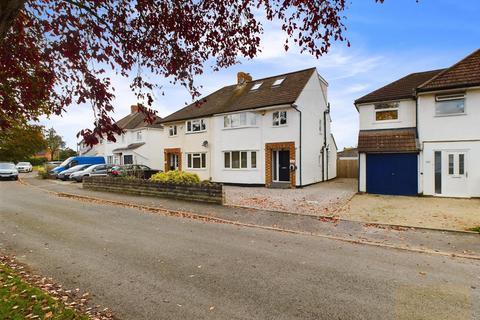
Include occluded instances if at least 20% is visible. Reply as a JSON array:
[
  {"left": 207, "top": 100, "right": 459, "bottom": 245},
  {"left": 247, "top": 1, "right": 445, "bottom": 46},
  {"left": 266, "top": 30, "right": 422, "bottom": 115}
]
[{"left": 1, "top": 179, "right": 479, "bottom": 319}]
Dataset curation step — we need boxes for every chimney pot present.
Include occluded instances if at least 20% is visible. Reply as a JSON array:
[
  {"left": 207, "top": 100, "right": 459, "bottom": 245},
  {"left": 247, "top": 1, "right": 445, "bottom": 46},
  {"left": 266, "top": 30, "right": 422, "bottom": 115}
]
[{"left": 237, "top": 72, "right": 252, "bottom": 85}]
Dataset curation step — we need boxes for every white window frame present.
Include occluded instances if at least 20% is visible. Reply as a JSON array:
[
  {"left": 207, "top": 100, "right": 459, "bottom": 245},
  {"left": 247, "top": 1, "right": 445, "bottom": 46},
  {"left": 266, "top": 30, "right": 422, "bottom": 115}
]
[
  {"left": 223, "top": 112, "right": 257, "bottom": 129},
  {"left": 272, "top": 110, "right": 287, "bottom": 127},
  {"left": 374, "top": 102, "right": 399, "bottom": 122},
  {"left": 186, "top": 119, "right": 207, "bottom": 133},
  {"left": 168, "top": 125, "right": 177, "bottom": 137},
  {"left": 223, "top": 151, "right": 258, "bottom": 170},
  {"left": 186, "top": 152, "right": 207, "bottom": 169},
  {"left": 136, "top": 131, "right": 143, "bottom": 141},
  {"left": 435, "top": 93, "right": 466, "bottom": 116}
]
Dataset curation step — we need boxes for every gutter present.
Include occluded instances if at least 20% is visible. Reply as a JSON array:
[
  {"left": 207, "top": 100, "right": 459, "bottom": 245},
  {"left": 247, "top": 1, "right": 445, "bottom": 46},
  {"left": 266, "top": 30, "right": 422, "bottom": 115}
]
[
  {"left": 291, "top": 104, "right": 302, "bottom": 187},
  {"left": 322, "top": 103, "right": 331, "bottom": 181}
]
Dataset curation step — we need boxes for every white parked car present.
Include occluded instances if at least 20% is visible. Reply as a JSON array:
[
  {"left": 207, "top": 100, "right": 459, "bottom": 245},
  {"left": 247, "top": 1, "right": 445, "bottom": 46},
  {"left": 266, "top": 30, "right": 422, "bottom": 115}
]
[
  {"left": 0, "top": 162, "right": 19, "bottom": 180},
  {"left": 16, "top": 161, "right": 33, "bottom": 172}
]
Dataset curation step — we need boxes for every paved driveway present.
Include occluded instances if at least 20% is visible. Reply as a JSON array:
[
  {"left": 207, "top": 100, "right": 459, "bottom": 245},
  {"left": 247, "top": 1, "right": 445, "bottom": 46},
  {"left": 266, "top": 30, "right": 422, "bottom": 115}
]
[
  {"left": 1, "top": 180, "right": 479, "bottom": 320},
  {"left": 225, "top": 178, "right": 357, "bottom": 215}
]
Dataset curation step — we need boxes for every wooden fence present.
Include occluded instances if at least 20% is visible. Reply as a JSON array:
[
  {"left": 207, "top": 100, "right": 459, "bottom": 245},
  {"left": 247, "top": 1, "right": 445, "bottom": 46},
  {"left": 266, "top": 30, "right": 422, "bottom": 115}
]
[{"left": 337, "top": 159, "right": 358, "bottom": 178}]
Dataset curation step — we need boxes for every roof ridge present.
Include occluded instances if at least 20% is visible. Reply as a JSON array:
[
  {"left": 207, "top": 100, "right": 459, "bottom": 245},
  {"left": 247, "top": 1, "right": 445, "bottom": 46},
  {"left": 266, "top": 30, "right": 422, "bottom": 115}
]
[
  {"left": 417, "top": 48, "right": 480, "bottom": 89},
  {"left": 247, "top": 67, "right": 316, "bottom": 83}
]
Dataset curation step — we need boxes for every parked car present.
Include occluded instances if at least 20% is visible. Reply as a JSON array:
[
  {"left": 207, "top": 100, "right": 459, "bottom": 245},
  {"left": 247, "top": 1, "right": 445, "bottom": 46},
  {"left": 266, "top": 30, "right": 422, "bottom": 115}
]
[
  {"left": 70, "top": 164, "right": 112, "bottom": 182},
  {"left": 0, "top": 162, "right": 19, "bottom": 180},
  {"left": 45, "top": 161, "right": 62, "bottom": 171},
  {"left": 57, "top": 164, "right": 92, "bottom": 181},
  {"left": 108, "top": 165, "right": 160, "bottom": 179},
  {"left": 16, "top": 161, "right": 33, "bottom": 172},
  {"left": 50, "top": 156, "right": 105, "bottom": 174}
]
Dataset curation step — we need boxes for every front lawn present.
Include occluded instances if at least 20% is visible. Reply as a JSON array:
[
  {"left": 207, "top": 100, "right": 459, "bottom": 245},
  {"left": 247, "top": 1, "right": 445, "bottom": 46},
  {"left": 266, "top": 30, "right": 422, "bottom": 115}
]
[{"left": 0, "top": 263, "right": 88, "bottom": 320}]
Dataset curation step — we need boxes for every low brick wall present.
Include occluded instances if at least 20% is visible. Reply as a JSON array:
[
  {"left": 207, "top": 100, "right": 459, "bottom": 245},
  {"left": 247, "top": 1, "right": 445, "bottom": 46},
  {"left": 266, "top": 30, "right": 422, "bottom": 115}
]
[{"left": 83, "top": 177, "right": 223, "bottom": 204}]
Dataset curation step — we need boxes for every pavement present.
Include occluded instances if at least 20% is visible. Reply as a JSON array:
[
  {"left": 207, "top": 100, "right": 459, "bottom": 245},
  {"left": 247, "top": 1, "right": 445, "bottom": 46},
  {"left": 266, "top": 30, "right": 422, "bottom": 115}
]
[
  {"left": 23, "top": 175, "right": 480, "bottom": 259},
  {"left": 1, "top": 178, "right": 479, "bottom": 319}
]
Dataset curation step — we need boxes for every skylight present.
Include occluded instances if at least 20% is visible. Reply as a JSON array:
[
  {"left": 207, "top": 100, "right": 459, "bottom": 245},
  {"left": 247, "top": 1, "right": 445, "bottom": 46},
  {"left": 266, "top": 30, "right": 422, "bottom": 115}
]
[
  {"left": 272, "top": 78, "right": 285, "bottom": 86},
  {"left": 250, "top": 82, "right": 263, "bottom": 91}
]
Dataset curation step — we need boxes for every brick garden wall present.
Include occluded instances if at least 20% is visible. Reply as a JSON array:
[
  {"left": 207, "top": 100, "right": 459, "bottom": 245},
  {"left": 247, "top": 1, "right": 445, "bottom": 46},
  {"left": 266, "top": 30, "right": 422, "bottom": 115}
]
[{"left": 83, "top": 177, "right": 223, "bottom": 204}]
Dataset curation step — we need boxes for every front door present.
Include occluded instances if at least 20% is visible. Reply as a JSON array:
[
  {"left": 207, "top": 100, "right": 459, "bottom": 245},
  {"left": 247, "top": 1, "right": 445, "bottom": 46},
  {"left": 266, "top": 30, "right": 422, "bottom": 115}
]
[
  {"left": 441, "top": 151, "right": 468, "bottom": 197},
  {"left": 169, "top": 153, "right": 179, "bottom": 171},
  {"left": 272, "top": 150, "right": 290, "bottom": 182}
]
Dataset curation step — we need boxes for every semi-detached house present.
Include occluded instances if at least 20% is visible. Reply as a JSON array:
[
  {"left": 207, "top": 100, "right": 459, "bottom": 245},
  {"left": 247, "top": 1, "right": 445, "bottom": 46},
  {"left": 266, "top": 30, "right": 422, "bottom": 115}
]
[
  {"left": 79, "top": 105, "right": 164, "bottom": 169},
  {"left": 160, "top": 68, "right": 337, "bottom": 187},
  {"left": 355, "top": 48, "right": 480, "bottom": 198}
]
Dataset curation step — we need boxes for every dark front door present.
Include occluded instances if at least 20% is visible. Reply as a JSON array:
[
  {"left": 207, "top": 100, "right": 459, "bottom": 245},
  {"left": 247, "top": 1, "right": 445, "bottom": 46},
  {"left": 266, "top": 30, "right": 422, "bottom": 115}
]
[{"left": 278, "top": 150, "right": 290, "bottom": 182}]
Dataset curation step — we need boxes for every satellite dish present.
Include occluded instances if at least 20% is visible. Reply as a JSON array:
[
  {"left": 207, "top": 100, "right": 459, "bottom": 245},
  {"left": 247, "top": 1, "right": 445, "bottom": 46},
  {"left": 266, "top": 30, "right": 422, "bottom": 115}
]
[{"left": 202, "top": 140, "right": 209, "bottom": 147}]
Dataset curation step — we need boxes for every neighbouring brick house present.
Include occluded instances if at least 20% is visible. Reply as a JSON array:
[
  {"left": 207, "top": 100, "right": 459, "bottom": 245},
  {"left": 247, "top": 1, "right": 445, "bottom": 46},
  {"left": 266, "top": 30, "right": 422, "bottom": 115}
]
[
  {"left": 355, "top": 48, "right": 480, "bottom": 197},
  {"left": 160, "top": 68, "right": 337, "bottom": 187}
]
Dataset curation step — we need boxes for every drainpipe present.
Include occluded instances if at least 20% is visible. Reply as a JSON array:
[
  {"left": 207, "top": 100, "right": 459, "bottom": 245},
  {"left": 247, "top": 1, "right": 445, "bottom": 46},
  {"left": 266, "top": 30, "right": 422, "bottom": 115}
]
[
  {"left": 323, "top": 103, "right": 331, "bottom": 181},
  {"left": 291, "top": 104, "right": 302, "bottom": 187}
]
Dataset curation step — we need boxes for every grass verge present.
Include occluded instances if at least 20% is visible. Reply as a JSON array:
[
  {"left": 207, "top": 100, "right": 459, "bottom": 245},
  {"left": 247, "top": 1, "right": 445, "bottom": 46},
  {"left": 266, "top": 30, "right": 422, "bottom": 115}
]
[
  {"left": 469, "top": 226, "right": 480, "bottom": 233},
  {"left": 0, "top": 263, "right": 88, "bottom": 320}
]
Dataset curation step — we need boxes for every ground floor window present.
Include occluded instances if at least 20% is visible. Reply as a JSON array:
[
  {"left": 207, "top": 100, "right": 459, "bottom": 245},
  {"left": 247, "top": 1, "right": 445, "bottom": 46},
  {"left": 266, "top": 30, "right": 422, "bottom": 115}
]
[
  {"left": 123, "top": 155, "right": 133, "bottom": 165},
  {"left": 107, "top": 156, "right": 113, "bottom": 164},
  {"left": 224, "top": 151, "right": 257, "bottom": 169},
  {"left": 186, "top": 153, "right": 206, "bottom": 169}
]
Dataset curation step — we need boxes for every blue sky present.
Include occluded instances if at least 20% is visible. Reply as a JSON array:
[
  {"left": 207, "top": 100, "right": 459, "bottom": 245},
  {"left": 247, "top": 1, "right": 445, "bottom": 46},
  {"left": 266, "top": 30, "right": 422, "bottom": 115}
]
[{"left": 41, "top": 0, "right": 480, "bottom": 150}]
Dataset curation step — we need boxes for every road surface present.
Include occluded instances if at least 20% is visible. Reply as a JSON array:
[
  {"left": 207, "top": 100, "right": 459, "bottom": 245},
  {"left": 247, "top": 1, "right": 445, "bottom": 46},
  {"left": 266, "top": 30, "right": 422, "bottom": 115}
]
[{"left": 0, "top": 179, "right": 479, "bottom": 319}]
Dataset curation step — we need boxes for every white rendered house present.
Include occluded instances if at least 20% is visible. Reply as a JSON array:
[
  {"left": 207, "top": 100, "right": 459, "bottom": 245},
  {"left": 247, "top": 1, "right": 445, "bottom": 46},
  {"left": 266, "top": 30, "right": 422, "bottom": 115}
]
[
  {"left": 79, "top": 105, "right": 164, "bottom": 170},
  {"left": 355, "top": 48, "right": 480, "bottom": 197},
  {"left": 160, "top": 68, "right": 337, "bottom": 187}
]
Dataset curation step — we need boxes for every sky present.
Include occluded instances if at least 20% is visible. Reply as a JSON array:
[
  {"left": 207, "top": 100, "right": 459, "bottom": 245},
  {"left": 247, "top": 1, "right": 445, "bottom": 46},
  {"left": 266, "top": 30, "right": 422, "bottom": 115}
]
[{"left": 40, "top": 0, "right": 480, "bottom": 150}]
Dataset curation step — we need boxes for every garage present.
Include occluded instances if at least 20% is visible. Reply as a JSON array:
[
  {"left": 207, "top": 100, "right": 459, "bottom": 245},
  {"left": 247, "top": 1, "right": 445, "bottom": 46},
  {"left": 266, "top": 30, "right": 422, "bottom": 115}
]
[{"left": 366, "top": 153, "right": 418, "bottom": 195}]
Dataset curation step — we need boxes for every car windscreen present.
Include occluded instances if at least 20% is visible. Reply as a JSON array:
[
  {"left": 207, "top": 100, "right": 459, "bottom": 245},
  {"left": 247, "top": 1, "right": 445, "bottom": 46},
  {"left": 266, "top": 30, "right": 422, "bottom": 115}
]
[
  {"left": 17, "top": 162, "right": 30, "bottom": 165},
  {"left": 59, "top": 157, "right": 74, "bottom": 167},
  {"left": 0, "top": 163, "right": 15, "bottom": 169}
]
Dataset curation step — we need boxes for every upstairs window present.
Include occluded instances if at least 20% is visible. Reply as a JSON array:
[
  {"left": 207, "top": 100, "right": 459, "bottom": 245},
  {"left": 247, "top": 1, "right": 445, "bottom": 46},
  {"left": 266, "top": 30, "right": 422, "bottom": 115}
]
[
  {"left": 374, "top": 102, "right": 399, "bottom": 121},
  {"left": 169, "top": 125, "right": 177, "bottom": 136},
  {"left": 250, "top": 82, "right": 262, "bottom": 91},
  {"left": 272, "top": 78, "right": 285, "bottom": 86},
  {"left": 224, "top": 112, "right": 256, "bottom": 128},
  {"left": 186, "top": 119, "right": 206, "bottom": 133},
  {"left": 435, "top": 93, "right": 465, "bottom": 116},
  {"left": 136, "top": 131, "right": 142, "bottom": 141},
  {"left": 272, "top": 111, "right": 287, "bottom": 126}
]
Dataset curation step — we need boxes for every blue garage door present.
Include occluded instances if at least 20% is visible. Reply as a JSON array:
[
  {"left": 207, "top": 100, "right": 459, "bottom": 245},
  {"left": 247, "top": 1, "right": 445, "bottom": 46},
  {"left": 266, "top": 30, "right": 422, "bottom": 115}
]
[{"left": 366, "top": 153, "right": 418, "bottom": 196}]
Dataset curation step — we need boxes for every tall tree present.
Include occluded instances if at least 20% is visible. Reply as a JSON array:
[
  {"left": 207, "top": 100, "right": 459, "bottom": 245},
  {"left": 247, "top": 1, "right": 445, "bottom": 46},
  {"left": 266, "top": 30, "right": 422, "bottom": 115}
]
[
  {"left": 45, "top": 128, "right": 65, "bottom": 161},
  {"left": 0, "top": 124, "right": 46, "bottom": 162},
  {"left": 58, "top": 147, "right": 77, "bottom": 160},
  {"left": 0, "top": 0, "right": 386, "bottom": 145}
]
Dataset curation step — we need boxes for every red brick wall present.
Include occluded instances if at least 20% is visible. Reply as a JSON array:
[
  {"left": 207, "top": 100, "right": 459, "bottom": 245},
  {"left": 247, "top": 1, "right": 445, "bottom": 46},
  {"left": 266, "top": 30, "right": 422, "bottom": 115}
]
[{"left": 264, "top": 142, "right": 296, "bottom": 188}]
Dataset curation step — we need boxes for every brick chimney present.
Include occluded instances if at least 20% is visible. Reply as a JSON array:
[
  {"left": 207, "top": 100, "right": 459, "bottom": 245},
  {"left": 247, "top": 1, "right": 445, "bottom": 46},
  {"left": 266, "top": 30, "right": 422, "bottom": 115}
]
[
  {"left": 237, "top": 72, "right": 252, "bottom": 85},
  {"left": 130, "top": 104, "right": 140, "bottom": 114}
]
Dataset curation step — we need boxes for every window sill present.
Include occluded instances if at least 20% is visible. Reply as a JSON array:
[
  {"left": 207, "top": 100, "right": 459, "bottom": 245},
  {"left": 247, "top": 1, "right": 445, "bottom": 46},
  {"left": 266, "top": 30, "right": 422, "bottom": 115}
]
[
  {"left": 272, "top": 124, "right": 288, "bottom": 128},
  {"left": 222, "top": 126, "right": 258, "bottom": 130},
  {"left": 168, "top": 135, "right": 178, "bottom": 138},
  {"left": 185, "top": 131, "right": 207, "bottom": 134},
  {"left": 372, "top": 120, "right": 401, "bottom": 124},
  {"left": 434, "top": 113, "right": 467, "bottom": 118}
]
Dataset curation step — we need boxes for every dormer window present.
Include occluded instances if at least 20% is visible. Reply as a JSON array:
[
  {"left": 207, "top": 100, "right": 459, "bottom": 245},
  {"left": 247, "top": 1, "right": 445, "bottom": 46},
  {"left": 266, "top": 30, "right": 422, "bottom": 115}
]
[
  {"left": 250, "top": 82, "right": 262, "bottom": 91},
  {"left": 435, "top": 93, "right": 465, "bottom": 116},
  {"left": 272, "top": 78, "right": 285, "bottom": 86},
  {"left": 374, "top": 102, "right": 399, "bottom": 121}
]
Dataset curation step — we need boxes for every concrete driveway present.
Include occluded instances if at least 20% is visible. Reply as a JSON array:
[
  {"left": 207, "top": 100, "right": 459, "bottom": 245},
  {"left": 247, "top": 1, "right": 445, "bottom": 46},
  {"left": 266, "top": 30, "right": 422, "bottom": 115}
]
[
  {"left": 225, "top": 178, "right": 357, "bottom": 215},
  {"left": 337, "top": 194, "right": 480, "bottom": 231},
  {"left": 1, "top": 179, "right": 479, "bottom": 320}
]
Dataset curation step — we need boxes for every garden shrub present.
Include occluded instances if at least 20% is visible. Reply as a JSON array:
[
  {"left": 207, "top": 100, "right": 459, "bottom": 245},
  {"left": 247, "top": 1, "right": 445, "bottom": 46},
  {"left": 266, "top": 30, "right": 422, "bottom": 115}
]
[
  {"left": 37, "top": 167, "right": 48, "bottom": 179},
  {"left": 149, "top": 170, "right": 200, "bottom": 184}
]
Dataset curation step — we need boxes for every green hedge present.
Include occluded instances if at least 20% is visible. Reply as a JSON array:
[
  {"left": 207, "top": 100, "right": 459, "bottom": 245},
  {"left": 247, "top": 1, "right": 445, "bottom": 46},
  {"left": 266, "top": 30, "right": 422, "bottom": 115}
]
[{"left": 149, "top": 170, "right": 200, "bottom": 184}]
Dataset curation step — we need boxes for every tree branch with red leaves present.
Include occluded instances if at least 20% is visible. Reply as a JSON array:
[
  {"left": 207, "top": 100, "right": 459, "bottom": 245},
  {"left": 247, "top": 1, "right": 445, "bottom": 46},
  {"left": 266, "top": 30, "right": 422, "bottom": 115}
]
[{"left": 0, "top": 0, "right": 384, "bottom": 146}]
